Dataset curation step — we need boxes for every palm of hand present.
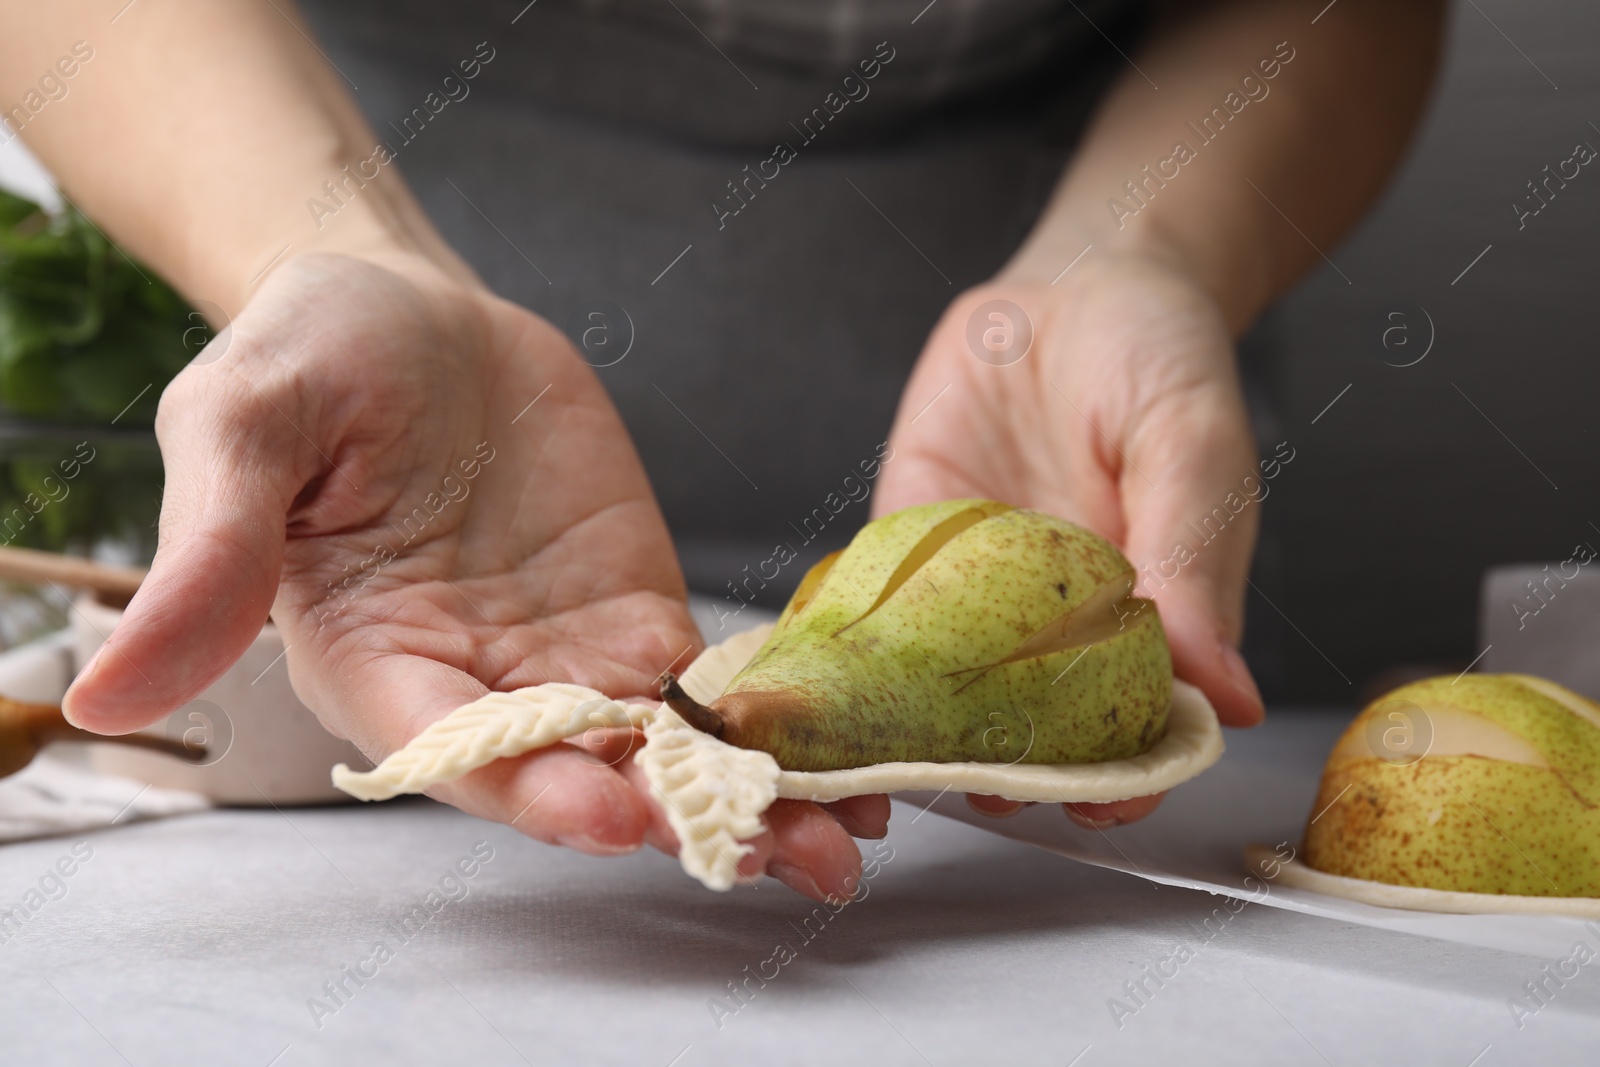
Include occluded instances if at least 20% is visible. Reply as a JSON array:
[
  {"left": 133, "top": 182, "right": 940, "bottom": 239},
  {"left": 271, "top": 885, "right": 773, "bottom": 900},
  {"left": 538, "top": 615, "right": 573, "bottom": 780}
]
[
  {"left": 68, "top": 255, "right": 693, "bottom": 837},
  {"left": 877, "top": 254, "right": 1264, "bottom": 742},
  {"left": 67, "top": 254, "right": 870, "bottom": 897},
  {"left": 252, "top": 258, "right": 698, "bottom": 751},
  {"left": 879, "top": 256, "right": 1245, "bottom": 541}
]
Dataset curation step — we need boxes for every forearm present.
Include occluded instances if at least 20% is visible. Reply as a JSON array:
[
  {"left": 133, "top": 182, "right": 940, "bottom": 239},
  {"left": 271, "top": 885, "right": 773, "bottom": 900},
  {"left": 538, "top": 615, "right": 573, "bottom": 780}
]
[
  {"left": 1002, "top": 0, "right": 1446, "bottom": 334},
  {"left": 0, "top": 0, "right": 468, "bottom": 316}
]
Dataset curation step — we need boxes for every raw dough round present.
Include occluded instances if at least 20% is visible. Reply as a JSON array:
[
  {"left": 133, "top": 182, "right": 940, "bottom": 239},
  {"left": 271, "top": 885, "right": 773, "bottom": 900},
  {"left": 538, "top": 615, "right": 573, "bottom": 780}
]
[
  {"left": 1243, "top": 843, "right": 1600, "bottom": 919},
  {"left": 333, "top": 622, "right": 1225, "bottom": 891}
]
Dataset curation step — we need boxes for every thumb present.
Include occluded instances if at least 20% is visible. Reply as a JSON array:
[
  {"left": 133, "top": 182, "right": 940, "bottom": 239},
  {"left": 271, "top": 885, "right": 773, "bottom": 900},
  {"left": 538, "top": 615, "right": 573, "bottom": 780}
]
[
  {"left": 63, "top": 387, "right": 302, "bottom": 734},
  {"left": 1122, "top": 415, "right": 1266, "bottom": 729}
]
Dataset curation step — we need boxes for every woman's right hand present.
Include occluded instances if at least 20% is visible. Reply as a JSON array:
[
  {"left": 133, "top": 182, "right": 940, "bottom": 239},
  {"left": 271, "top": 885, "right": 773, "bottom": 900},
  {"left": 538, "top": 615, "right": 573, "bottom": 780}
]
[{"left": 62, "top": 249, "right": 881, "bottom": 900}]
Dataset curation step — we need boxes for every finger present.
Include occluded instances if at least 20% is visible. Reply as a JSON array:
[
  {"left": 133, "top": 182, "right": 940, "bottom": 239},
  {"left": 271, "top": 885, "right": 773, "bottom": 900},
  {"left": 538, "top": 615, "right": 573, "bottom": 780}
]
[
  {"left": 1122, "top": 394, "right": 1266, "bottom": 729},
  {"left": 439, "top": 743, "right": 651, "bottom": 856},
  {"left": 1158, "top": 583, "right": 1265, "bottom": 728},
  {"left": 317, "top": 650, "right": 655, "bottom": 854},
  {"left": 966, "top": 794, "right": 1029, "bottom": 818},
  {"left": 1065, "top": 792, "right": 1165, "bottom": 829},
  {"left": 567, "top": 725, "right": 645, "bottom": 770},
  {"left": 764, "top": 800, "right": 863, "bottom": 903},
  {"left": 822, "top": 794, "right": 891, "bottom": 839},
  {"left": 63, "top": 376, "right": 310, "bottom": 734}
]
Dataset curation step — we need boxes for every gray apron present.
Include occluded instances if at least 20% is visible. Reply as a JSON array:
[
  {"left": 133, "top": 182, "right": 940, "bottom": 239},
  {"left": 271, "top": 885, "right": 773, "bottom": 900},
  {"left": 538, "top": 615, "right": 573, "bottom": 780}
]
[{"left": 297, "top": 0, "right": 1141, "bottom": 605}]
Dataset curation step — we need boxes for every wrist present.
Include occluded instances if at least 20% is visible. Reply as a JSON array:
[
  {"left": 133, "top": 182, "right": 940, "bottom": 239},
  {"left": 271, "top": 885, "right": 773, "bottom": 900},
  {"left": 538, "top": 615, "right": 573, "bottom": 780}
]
[
  {"left": 996, "top": 216, "right": 1188, "bottom": 288},
  {"left": 180, "top": 163, "right": 478, "bottom": 319},
  {"left": 995, "top": 200, "right": 1271, "bottom": 337}
]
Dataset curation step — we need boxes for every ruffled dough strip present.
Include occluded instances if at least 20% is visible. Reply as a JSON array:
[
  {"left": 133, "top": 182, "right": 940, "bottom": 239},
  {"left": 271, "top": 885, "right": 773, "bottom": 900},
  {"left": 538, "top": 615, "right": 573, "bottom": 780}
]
[
  {"left": 331, "top": 684, "right": 645, "bottom": 801},
  {"left": 635, "top": 707, "right": 780, "bottom": 891},
  {"left": 331, "top": 675, "right": 778, "bottom": 890}
]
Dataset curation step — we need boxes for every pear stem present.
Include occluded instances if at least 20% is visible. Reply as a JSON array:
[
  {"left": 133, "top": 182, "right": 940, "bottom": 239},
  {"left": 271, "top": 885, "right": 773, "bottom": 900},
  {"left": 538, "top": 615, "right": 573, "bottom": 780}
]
[{"left": 657, "top": 672, "right": 724, "bottom": 738}]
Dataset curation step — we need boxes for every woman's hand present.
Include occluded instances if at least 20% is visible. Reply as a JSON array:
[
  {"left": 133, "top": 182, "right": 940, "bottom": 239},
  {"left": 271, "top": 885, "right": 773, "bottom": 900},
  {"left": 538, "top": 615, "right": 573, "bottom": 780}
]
[
  {"left": 877, "top": 249, "right": 1269, "bottom": 828},
  {"left": 63, "top": 250, "right": 880, "bottom": 900},
  {"left": 870, "top": 0, "right": 1446, "bottom": 831}
]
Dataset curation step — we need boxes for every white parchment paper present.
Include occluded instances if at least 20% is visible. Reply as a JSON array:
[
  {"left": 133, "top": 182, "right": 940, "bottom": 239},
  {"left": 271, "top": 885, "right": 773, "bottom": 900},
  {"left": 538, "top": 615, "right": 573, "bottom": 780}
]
[{"left": 923, "top": 708, "right": 1600, "bottom": 959}]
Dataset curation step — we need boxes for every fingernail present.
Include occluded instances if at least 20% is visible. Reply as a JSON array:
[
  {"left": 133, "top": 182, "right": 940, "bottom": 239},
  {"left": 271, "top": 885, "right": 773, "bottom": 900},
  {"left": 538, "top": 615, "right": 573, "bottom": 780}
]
[
  {"left": 736, "top": 845, "right": 770, "bottom": 881},
  {"left": 60, "top": 689, "right": 88, "bottom": 729},
  {"left": 61, "top": 649, "right": 106, "bottom": 728},
  {"left": 78, "top": 642, "right": 105, "bottom": 677},
  {"left": 1065, "top": 806, "right": 1119, "bottom": 830},
  {"left": 827, "top": 810, "right": 864, "bottom": 837},
  {"left": 768, "top": 861, "right": 824, "bottom": 900},
  {"left": 61, "top": 682, "right": 102, "bottom": 731},
  {"left": 967, "top": 796, "right": 1025, "bottom": 818},
  {"left": 554, "top": 833, "right": 640, "bottom": 857},
  {"left": 1220, "top": 644, "right": 1266, "bottom": 717},
  {"left": 828, "top": 810, "right": 887, "bottom": 839}
]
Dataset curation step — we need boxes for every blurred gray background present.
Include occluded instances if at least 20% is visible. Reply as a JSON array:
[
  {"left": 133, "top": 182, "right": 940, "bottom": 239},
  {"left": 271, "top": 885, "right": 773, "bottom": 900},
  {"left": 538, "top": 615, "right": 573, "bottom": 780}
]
[{"left": 1235, "top": 0, "right": 1600, "bottom": 701}]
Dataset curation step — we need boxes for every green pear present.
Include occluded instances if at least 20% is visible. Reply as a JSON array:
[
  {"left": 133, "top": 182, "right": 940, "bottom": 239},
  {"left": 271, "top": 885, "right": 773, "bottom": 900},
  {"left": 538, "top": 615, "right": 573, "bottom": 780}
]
[
  {"left": 661, "top": 499, "right": 1172, "bottom": 771},
  {"left": 1303, "top": 674, "right": 1600, "bottom": 897}
]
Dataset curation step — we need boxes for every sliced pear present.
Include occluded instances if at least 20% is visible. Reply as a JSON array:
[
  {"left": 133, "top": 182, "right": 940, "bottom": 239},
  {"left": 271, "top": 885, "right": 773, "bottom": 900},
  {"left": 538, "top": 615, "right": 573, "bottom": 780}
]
[
  {"left": 661, "top": 500, "right": 1172, "bottom": 771},
  {"left": 1304, "top": 674, "right": 1600, "bottom": 897},
  {"left": 772, "top": 550, "right": 841, "bottom": 631},
  {"left": 836, "top": 502, "right": 1013, "bottom": 632},
  {"left": 946, "top": 575, "right": 1154, "bottom": 692},
  {"left": 1325, "top": 706, "right": 1548, "bottom": 767}
]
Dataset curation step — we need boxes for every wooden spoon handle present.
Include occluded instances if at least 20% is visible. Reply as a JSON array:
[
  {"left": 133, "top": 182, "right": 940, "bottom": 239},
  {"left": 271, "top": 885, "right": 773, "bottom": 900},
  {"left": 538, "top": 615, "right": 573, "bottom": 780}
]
[
  {"left": 39, "top": 722, "right": 206, "bottom": 763},
  {"left": 0, "top": 697, "right": 205, "bottom": 766},
  {"left": 0, "top": 545, "right": 145, "bottom": 597}
]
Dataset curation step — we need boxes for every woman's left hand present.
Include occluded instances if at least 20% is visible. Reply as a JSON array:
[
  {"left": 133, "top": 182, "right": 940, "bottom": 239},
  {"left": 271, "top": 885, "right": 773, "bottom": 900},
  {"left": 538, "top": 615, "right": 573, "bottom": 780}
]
[{"left": 875, "top": 249, "right": 1269, "bottom": 829}]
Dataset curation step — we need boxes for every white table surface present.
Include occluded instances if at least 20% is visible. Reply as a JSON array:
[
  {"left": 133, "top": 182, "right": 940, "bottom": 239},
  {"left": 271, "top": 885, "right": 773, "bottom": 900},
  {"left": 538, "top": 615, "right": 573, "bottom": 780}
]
[{"left": 2, "top": 707, "right": 1596, "bottom": 1067}]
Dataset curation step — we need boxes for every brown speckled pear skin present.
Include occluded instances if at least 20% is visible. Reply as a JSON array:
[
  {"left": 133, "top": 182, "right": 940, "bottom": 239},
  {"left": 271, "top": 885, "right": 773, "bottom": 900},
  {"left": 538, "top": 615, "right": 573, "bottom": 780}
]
[
  {"left": 704, "top": 500, "right": 1172, "bottom": 772},
  {"left": 1303, "top": 674, "right": 1600, "bottom": 897}
]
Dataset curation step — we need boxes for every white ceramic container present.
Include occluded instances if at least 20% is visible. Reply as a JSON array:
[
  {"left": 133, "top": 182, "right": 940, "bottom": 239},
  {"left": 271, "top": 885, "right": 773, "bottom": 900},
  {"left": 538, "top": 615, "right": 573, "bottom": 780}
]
[{"left": 75, "top": 594, "right": 364, "bottom": 805}]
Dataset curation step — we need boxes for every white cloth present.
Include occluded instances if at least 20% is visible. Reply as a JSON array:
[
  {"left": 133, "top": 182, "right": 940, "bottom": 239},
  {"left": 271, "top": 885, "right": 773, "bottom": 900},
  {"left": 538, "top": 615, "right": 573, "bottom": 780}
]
[{"left": 0, "top": 753, "right": 208, "bottom": 842}]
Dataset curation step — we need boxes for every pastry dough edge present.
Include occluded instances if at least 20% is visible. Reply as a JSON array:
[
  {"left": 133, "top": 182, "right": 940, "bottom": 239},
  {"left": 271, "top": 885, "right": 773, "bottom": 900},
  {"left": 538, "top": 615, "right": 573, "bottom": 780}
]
[{"left": 1243, "top": 844, "right": 1600, "bottom": 918}]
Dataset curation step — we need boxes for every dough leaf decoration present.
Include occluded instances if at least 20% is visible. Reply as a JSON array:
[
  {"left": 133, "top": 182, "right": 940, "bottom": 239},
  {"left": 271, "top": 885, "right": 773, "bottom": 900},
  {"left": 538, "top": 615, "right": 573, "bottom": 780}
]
[
  {"left": 332, "top": 684, "right": 643, "bottom": 801},
  {"left": 635, "top": 707, "right": 780, "bottom": 891}
]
